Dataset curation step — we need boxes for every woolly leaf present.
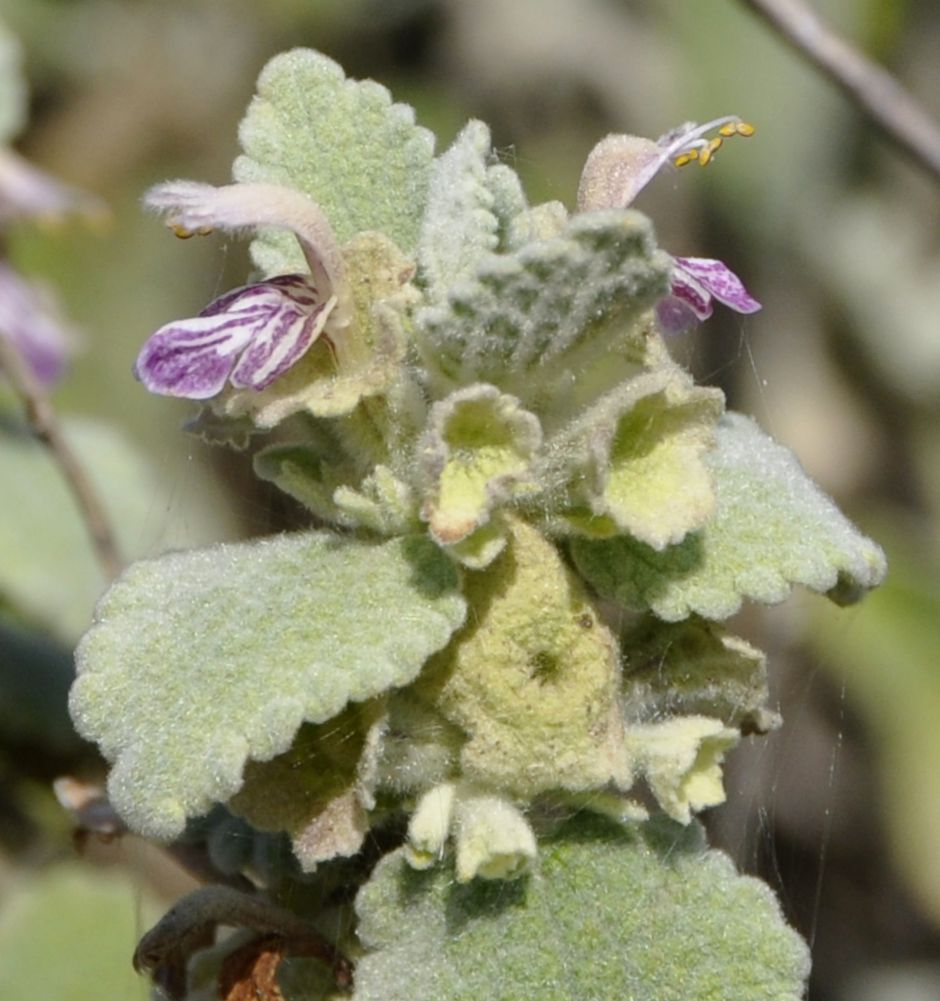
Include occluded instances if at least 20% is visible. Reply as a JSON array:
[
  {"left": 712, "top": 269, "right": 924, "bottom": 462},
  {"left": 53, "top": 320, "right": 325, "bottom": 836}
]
[
  {"left": 420, "top": 385, "right": 541, "bottom": 547},
  {"left": 626, "top": 716, "right": 740, "bottom": 824},
  {"left": 415, "top": 209, "right": 671, "bottom": 404},
  {"left": 71, "top": 532, "right": 466, "bottom": 840},
  {"left": 229, "top": 701, "right": 381, "bottom": 872},
  {"left": 421, "top": 517, "right": 630, "bottom": 797},
  {"left": 417, "top": 120, "right": 500, "bottom": 299},
  {"left": 572, "top": 412, "right": 887, "bottom": 621},
  {"left": 621, "top": 616, "right": 778, "bottom": 734},
  {"left": 235, "top": 48, "right": 435, "bottom": 273},
  {"left": 355, "top": 816, "right": 810, "bottom": 1001},
  {"left": 542, "top": 369, "right": 723, "bottom": 549}
]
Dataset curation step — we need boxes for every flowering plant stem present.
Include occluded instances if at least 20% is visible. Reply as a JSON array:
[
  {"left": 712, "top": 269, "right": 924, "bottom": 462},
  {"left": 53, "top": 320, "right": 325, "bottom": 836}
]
[{"left": 0, "top": 331, "right": 122, "bottom": 581}]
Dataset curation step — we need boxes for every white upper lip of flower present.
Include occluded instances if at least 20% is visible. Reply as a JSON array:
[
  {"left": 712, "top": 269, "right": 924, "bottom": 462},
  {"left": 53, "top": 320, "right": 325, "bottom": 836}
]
[{"left": 133, "top": 181, "right": 350, "bottom": 400}]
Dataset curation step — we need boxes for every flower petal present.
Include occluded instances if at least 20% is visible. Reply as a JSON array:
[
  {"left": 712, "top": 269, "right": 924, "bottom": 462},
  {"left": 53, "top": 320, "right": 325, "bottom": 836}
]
[
  {"left": 134, "top": 313, "right": 255, "bottom": 400},
  {"left": 0, "top": 149, "right": 104, "bottom": 226},
  {"left": 135, "top": 275, "right": 333, "bottom": 399},
  {"left": 669, "top": 263, "right": 714, "bottom": 321},
  {"left": 674, "top": 257, "right": 761, "bottom": 314},
  {"left": 576, "top": 135, "right": 666, "bottom": 212},
  {"left": 577, "top": 118, "right": 753, "bottom": 211},
  {"left": 143, "top": 181, "right": 345, "bottom": 309},
  {"left": 0, "top": 261, "right": 74, "bottom": 386},
  {"left": 228, "top": 278, "right": 335, "bottom": 390}
]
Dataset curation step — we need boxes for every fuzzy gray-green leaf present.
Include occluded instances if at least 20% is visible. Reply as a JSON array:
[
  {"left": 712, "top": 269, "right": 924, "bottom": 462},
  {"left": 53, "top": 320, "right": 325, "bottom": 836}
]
[
  {"left": 417, "top": 120, "right": 500, "bottom": 300},
  {"left": 355, "top": 816, "right": 810, "bottom": 1001},
  {"left": 70, "top": 532, "right": 465, "bottom": 840},
  {"left": 572, "top": 411, "right": 887, "bottom": 621},
  {"left": 416, "top": 209, "right": 670, "bottom": 401},
  {"left": 235, "top": 48, "right": 435, "bottom": 273}
]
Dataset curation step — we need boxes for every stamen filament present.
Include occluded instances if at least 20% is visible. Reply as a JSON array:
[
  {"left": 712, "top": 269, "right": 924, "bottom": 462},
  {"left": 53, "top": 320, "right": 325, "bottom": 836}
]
[{"left": 669, "top": 116, "right": 756, "bottom": 169}]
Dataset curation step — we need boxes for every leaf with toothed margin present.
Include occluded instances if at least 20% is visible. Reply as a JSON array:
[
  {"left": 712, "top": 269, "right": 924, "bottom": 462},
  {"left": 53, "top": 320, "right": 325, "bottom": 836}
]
[
  {"left": 415, "top": 209, "right": 671, "bottom": 408},
  {"left": 420, "top": 385, "right": 542, "bottom": 549},
  {"left": 621, "top": 616, "right": 779, "bottom": 735},
  {"left": 70, "top": 532, "right": 466, "bottom": 840},
  {"left": 571, "top": 412, "right": 887, "bottom": 621},
  {"left": 234, "top": 48, "right": 435, "bottom": 274},
  {"left": 228, "top": 701, "right": 382, "bottom": 872},
  {"left": 538, "top": 368, "right": 723, "bottom": 550},
  {"left": 417, "top": 120, "right": 500, "bottom": 300},
  {"left": 354, "top": 815, "right": 810, "bottom": 1001}
]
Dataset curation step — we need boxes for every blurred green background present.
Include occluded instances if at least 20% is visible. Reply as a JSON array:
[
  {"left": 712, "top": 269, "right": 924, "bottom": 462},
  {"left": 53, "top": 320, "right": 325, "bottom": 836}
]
[{"left": 2, "top": 1, "right": 940, "bottom": 999}]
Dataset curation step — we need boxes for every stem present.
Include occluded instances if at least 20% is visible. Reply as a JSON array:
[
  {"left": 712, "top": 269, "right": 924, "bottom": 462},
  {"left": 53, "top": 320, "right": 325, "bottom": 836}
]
[
  {"left": 739, "top": 0, "right": 940, "bottom": 183},
  {"left": 0, "top": 335, "right": 123, "bottom": 581}
]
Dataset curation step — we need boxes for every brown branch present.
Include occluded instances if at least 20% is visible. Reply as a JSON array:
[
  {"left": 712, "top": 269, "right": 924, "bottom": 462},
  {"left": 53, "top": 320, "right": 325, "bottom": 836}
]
[
  {"left": 738, "top": 0, "right": 940, "bottom": 183},
  {"left": 0, "top": 335, "right": 123, "bottom": 581}
]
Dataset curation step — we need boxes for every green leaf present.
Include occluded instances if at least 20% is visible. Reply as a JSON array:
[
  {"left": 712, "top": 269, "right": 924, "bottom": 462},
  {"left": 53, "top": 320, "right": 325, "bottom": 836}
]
[
  {"left": 541, "top": 369, "right": 723, "bottom": 549},
  {"left": 420, "top": 385, "right": 541, "bottom": 548},
  {"left": 355, "top": 816, "right": 810, "bottom": 1001},
  {"left": 0, "top": 18, "right": 26, "bottom": 143},
  {"left": 621, "top": 616, "right": 779, "bottom": 735},
  {"left": 421, "top": 517, "right": 630, "bottom": 797},
  {"left": 71, "top": 531, "right": 466, "bottom": 840},
  {"left": 229, "top": 700, "right": 381, "bottom": 872},
  {"left": 234, "top": 48, "right": 435, "bottom": 274},
  {"left": 572, "top": 412, "right": 887, "bottom": 621},
  {"left": 415, "top": 209, "right": 671, "bottom": 404},
  {"left": 0, "top": 865, "right": 160, "bottom": 1001},
  {"left": 417, "top": 120, "right": 501, "bottom": 300}
]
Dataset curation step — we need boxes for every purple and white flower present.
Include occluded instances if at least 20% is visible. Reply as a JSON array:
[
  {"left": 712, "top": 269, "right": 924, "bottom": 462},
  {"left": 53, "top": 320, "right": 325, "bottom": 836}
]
[
  {"left": 656, "top": 255, "right": 762, "bottom": 335},
  {"left": 0, "top": 261, "right": 74, "bottom": 386},
  {"left": 0, "top": 148, "right": 104, "bottom": 226},
  {"left": 577, "top": 117, "right": 761, "bottom": 331},
  {"left": 135, "top": 181, "right": 349, "bottom": 400},
  {"left": 135, "top": 274, "right": 335, "bottom": 399}
]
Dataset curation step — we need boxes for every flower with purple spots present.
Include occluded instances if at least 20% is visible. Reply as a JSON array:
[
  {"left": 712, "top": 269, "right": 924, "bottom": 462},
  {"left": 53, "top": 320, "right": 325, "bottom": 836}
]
[
  {"left": 135, "top": 181, "right": 349, "bottom": 400},
  {"left": 656, "top": 255, "right": 762, "bottom": 335},
  {"left": 578, "top": 117, "right": 761, "bottom": 331}
]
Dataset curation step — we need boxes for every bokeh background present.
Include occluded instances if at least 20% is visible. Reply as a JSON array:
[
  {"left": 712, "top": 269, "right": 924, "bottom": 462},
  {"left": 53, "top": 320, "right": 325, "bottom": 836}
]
[{"left": 2, "top": 1, "right": 940, "bottom": 999}]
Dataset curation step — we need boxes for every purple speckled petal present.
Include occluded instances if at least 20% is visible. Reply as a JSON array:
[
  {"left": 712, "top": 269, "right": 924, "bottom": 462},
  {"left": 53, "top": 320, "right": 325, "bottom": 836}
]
[
  {"left": 673, "top": 256, "right": 761, "bottom": 314},
  {"left": 135, "top": 275, "right": 331, "bottom": 399},
  {"left": 0, "top": 261, "right": 73, "bottom": 386},
  {"left": 668, "top": 264, "right": 714, "bottom": 321}
]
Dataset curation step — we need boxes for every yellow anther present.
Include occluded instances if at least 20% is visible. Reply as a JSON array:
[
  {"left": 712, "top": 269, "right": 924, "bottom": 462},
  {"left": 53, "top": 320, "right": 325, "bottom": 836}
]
[
  {"left": 719, "top": 122, "right": 737, "bottom": 137},
  {"left": 698, "top": 137, "right": 723, "bottom": 166},
  {"left": 170, "top": 222, "right": 215, "bottom": 239},
  {"left": 735, "top": 121, "right": 756, "bottom": 137},
  {"left": 674, "top": 149, "right": 699, "bottom": 168}
]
